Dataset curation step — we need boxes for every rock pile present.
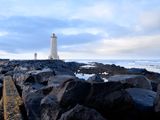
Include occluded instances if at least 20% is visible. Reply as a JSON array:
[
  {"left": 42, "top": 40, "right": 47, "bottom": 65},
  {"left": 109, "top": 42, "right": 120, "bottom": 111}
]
[{"left": 0, "top": 59, "right": 160, "bottom": 120}]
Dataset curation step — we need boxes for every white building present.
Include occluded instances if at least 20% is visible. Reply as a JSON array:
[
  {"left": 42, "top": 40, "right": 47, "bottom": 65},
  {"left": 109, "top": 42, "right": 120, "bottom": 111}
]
[
  {"left": 34, "top": 53, "right": 37, "bottom": 60},
  {"left": 49, "top": 33, "right": 59, "bottom": 59}
]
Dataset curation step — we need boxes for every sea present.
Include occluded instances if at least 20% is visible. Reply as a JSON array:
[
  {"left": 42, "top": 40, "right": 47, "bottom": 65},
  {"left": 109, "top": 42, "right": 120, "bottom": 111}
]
[{"left": 66, "top": 59, "right": 160, "bottom": 74}]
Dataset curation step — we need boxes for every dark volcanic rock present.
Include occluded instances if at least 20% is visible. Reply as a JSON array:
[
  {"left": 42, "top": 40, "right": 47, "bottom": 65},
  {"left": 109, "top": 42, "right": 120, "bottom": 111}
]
[
  {"left": 13, "top": 72, "right": 29, "bottom": 90},
  {"left": 127, "top": 68, "right": 147, "bottom": 74},
  {"left": 22, "top": 85, "right": 55, "bottom": 120},
  {"left": 126, "top": 88, "right": 156, "bottom": 111},
  {"left": 48, "top": 75, "right": 77, "bottom": 87},
  {"left": 0, "top": 59, "right": 9, "bottom": 65},
  {"left": 87, "top": 82, "right": 132, "bottom": 97},
  {"left": 57, "top": 80, "right": 91, "bottom": 108},
  {"left": 79, "top": 63, "right": 127, "bottom": 75},
  {"left": 0, "top": 65, "right": 14, "bottom": 74},
  {"left": 58, "top": 81, "right": 133, "bottom": 119},
  {"left": 40, "top": 94, "right": 60, "bottom": 120},
  {"left": 0, "top": 98, "right": 3, "bottom": 120},
  {"left": 25, "top": 68, "right": 55, "bottom": 85},
  {"left": 154, "top": 84, "right": 160, "bottom": 112},
  {"left": 0, "top": 75, "right": 4, "bottom": 84},
  {"left": 7, "top": 60, "right": 75, "bottom": 76},
  {"left": 151, "top": 80, "right": 160, "bottom": 92},
  {"left": 0, "top": 75, "right": 3, "bottom": 99},
  {"left": 66, "top": 62, "right": 85, "bottom": 73},
  {"left": 108, "top": 75, "right": 152, "bottom": 90},
  {"left": 87, "top": 74, "right": 104, "bottom": 83},
  {"left": 2, "top": 59, "right": 160, "bottom": 120},
  {"left": 0, "top": 84, "right": 2, "bottom": 99},
  {"left": 23, "top": 89, "right": 44, "bottom": 120},
  {"left": 87, "top": 84, "right": 134, "bottom": 119},
  {"left": 127, "top": 68, "right": 160, "bottom": 82},
  {"left": 59, "top": 104, "right": 106, "bottom": 120}
]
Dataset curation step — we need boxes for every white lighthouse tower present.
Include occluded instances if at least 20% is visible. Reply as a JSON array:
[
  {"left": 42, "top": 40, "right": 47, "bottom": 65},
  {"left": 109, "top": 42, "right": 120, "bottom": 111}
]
[{"left": 49, "top": 33, "right": 59, "bottom": 59}]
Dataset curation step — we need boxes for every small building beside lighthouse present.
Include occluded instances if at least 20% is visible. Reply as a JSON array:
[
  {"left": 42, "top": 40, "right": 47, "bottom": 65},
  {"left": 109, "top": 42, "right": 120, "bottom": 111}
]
[
  {"left": 34, "top": 53, "right": 37, "bottom": 60},
  {"left": 49, "top": 33, "right": 59, "bottom": 60}
]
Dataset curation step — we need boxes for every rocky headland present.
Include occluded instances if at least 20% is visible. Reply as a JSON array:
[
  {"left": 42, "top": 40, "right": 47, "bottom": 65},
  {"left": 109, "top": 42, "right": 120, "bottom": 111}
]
[{"left": 0, "top": 59, "right": 160, "bottom": 120}]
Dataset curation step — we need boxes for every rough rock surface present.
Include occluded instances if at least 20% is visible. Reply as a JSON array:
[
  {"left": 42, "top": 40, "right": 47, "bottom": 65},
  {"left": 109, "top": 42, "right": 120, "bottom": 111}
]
[
  {"left": 87, "top": 74, "right": 104, "bottom": 83},
  {"left": 154, "top": 84, "right": 160, "bottom": 112},
  {"left": 26, "top": 68, "right": 55, "bottom": 84},
  {"left": 48, "top": 75, "right": 77, "bottom": 87},
  {"left": 59, "top": 104, "right": 106, "bottom": 120},
  {"left": 57, "top": 80, "right": 91, "bottom": 107},
  {"left": 22, "top": 85, "right": 55, "bottom": 120},
  {"left": 86, "top": 83, "right": 134, "bottom": 119},
  {"left": 0, "top": 84, "right": 2, "bottom": 99},
  {"left": 40, "top": 94, "right": 60, "bottom": 120},
  {"left": 108, "top": 75, "right": 152, "bottom": 90},
  {"left": 0, "top": 98, "right": 3, "bottom": 120},
  {"left": 126, "top": 88, "right": 156, "bottom": 111}
]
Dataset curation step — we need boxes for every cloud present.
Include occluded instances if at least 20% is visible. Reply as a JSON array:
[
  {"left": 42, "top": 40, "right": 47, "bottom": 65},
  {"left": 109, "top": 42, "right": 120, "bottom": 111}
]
[
  {"left": 0, "top": 16, "right": 70, "bottom": 52},
  {"left": 135, "top": 11, "right": 160, "bottom": 32},
  {"left": 70, "top": 2, "right": 114, "bottom": 21},
  {"left": 0, "top": 50, "right": 9, "bottom": 56},
  {"left": 55, "top": 27, "right": 108, "bottom": 36},
  {"left": 0, "top": 0, "right": 71, "bottom": 19},
  {"left": 57, "top": 33, "right": 104, "bottom": 46},
  {"left": 60, "top": 34, "right": 160, "bottom": 59},
  {"left": 0, "top": 31, "right": 8, "bottom": 36}
]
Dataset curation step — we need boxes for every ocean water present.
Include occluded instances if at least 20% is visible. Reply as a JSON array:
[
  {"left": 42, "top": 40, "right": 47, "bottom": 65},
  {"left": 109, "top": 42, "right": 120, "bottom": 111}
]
[{"left": 67, "top": 59, "right": 160, "bottom": 73}]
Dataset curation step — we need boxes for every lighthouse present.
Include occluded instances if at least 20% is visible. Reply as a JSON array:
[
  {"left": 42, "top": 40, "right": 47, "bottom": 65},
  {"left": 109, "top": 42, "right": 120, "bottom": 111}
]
[{"left": 49, "top": 33, "right": 59, "bottom": 59}]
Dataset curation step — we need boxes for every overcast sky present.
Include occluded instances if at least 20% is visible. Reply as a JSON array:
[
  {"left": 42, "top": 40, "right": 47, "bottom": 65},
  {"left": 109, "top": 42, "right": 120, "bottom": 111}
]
[{"left": 0, "top": 0, "right": 160, "bottom": 59}]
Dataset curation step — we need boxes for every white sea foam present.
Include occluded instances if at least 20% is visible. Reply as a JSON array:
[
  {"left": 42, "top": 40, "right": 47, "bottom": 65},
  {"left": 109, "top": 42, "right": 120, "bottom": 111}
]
[
  {"left": 76, "top": 73, "right": 95, "bottom": 80},
  {"left": 80, "top": 64, "right": 96, "bottom": 68}
]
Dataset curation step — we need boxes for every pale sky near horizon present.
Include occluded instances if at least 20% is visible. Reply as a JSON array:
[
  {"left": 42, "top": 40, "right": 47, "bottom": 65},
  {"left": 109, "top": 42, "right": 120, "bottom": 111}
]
[{"left": 0, "top": 0, "right": 160, "bottom": 59}]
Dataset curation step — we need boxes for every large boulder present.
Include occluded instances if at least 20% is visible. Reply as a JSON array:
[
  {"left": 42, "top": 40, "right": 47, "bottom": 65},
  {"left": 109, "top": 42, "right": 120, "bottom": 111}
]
[
  {"left": 127, "top": 68, "right": 160, "bottom": 81},
  {"left": 108, "top": 75, "right": 152, "bottom": 90},
  {"left": 87, "top": 74, "right": 104, "bottom": 83},
  {"left": 13, "top": 72, "right": 29, "bottom": 89},
  {"left": 23, "top": 89, "right": 44, "bottom": 120},
  {"left": 154, "top": 84, "right": 160, "bottom": 112},
  {"left": 0, "top": 65, "right": 13, "bottom": 74},
  {"left": 127, "top": 68, "right": 147, "bottom": 74},
  {"left": 13, "top": 68, "right": 55, "bottom": 91},
  {"left": 26, "top": 68, "right": 55, "bottom": 85},
  {"left": 59, "top": 104, "right": 106, "bottom": 120},
  {"left": 22, "top": 85, "right": 54, "bottom": 120},
  {"left": 66, "top": 62, "right": 85, "bottom": 73},
  {"left": 126, "top": 88, "right": 156, "bottom": 111},
  {"left": 87, "top": 82, "right": 132, "bottom": 97},
  {"left": 40, "top": 94, "right": 60, "bottom": 120},
  {"left": 57, "top": 81, "right": 133, "bottom": 120},
  {"left": 57, "top": 80, "right": 91, "bottom": 108},
  {"left": 48, "top": 75, "right": 77, "bottom": 87},
  {"left": 14, "top": 66, "right": 29, "bottom": 72},
  {"left": 22, "top": 74, "right": 78, "bottom": 120},
  {"left": 151, "top": 80, "right": 160, "bottom": 92},
  {"left": 87, "top": 84, "right": 134, "bottom": 119}
]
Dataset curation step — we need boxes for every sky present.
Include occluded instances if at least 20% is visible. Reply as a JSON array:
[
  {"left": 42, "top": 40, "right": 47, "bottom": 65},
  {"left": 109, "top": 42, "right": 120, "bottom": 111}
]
[{"left": 0, "top": 0, "right": 160, "bottom": 59}]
